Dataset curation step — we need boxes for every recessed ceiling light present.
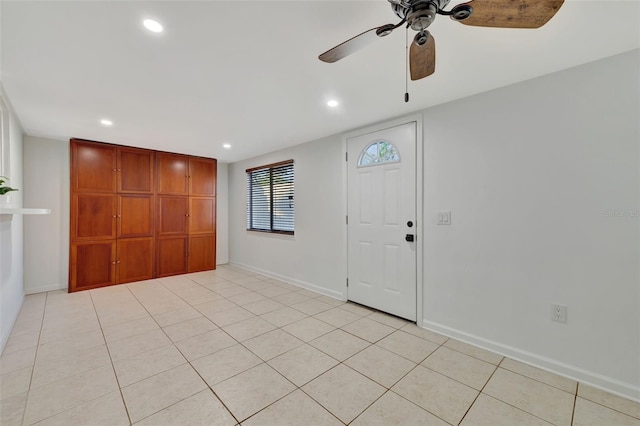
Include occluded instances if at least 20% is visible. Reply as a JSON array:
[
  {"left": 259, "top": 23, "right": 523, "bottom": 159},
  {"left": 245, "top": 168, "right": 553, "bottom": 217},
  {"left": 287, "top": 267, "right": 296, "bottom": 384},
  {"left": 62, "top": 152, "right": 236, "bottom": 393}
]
[
  {"left": 143, "top": 19, "right": 163, "bottom": 33},
  {"left": 327, "top": 100, "right": 339, "bottom": 108},
  {"left": 223, "top": 143, "right": 231, "bottom": 149},
  {"left": 100, "top": 119, "right": 113, "bottom": 126}
]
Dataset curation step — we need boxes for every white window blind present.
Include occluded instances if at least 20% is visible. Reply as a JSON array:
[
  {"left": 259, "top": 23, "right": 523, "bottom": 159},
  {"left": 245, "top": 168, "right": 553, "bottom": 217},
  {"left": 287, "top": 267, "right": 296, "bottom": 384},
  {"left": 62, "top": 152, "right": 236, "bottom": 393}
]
[{"left": 246, "top": 160, "right": 294, "bottom": 234}]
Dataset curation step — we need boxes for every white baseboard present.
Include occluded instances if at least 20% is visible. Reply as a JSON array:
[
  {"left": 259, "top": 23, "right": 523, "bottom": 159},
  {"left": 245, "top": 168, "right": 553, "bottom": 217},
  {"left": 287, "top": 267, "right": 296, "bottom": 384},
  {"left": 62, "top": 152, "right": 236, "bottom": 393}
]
[
  {"left": 1, "top": 293, "right": 24, "bottom": 355},
  {"left": 229, "top": 261, "right": 346, "bottom": 301},
  {"left": 423, "top": 320, "right": 640, "bottom": 403},
  {"left": 25, "top": 283, "right": 65, "bottom": 295}
]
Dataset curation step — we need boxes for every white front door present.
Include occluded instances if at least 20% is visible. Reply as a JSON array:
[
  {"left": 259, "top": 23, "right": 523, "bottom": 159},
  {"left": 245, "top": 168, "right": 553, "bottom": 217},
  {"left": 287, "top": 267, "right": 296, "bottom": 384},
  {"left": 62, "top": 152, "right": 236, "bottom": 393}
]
[{"left": 347, "top": 122, "right": 417, "bottom": 321}]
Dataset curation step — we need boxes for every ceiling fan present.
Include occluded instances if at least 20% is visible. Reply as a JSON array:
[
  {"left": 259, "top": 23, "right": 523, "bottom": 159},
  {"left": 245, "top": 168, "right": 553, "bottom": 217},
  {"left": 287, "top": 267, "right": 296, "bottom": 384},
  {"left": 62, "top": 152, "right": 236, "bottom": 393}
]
[{"left": 319, "top": 0, "right": 565, "bottom": 82}]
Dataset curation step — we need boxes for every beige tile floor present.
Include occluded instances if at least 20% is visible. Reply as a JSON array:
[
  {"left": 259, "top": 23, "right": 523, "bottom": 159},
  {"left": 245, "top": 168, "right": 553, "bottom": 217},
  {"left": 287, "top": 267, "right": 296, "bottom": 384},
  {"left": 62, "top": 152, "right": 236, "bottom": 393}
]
[{"left": 1, "top": 265, "right": 639, "bottom": 425}]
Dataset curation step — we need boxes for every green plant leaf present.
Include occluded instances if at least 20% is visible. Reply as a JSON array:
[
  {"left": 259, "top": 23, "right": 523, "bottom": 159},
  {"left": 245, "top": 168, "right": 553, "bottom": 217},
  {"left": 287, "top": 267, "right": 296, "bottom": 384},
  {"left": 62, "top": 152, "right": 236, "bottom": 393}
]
[{"left": 0, "top": 187, "right": 18, "bottom": 195}]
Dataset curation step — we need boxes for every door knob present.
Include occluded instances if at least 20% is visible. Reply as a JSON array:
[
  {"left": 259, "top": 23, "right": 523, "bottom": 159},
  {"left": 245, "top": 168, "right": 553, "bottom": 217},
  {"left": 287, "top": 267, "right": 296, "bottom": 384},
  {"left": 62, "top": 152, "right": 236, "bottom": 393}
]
[{"left": 405, "top": 234, "right": 415, "bottom": 242}]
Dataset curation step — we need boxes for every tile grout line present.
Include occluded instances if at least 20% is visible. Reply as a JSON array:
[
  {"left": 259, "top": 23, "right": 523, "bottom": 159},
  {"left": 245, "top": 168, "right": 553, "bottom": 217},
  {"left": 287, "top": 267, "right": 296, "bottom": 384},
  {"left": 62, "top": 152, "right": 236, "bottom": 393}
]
[
  {"left": 23, "top": 292, "right": 122, "bottom": 426},
  {"left": 19, "top": 267, "right": 634, "bottom": 425},
  {"left": 468, "top": 362, "right": 571, "bottom": 426},
  {"left": 437, "top": 341, "right": 501, "bottom": 368},
  {"left": 353, "top": 334, "right": 454, "bottom": 426},
  {"left": 282, "top": 320, "right": 437, "bottom": 425},
  {"left": 455, "top": 359, "right": 501, "bottom": 425},
  {"left": 89, "top": 288, "right": 134, "bottom": 426},
  {"left": 101, "top": 283, "right": 216, "bottom": 421},
  {"left": 420, "top": 362, "right": 496, "bottom": 396},
  {"left": 341, "top": 380, "right": 402, "bottom": 424},
  {"left": 572, "top": 387, "right": 640, "bottom": 420},
  {"left": 174, "top": 273, "right": 343, "bottom": 423},
  {"left": 121, "top": 283, "right": 238, "bottom": 424},
  {"left": 475, "top": 358, "right": 566, "bottom": 425},
  {"left": 497, "top": 365, "right": 578, "bottom": 396},
  {"left": 570, "top": 385, "right": 578, "bottom": 426},
  {"left": 497, "top": 355, "right": 582, "bottom": 396},
  {"left": 418, "top": 332, "right": 612, "bottom": 418},
  {"left": 19, "top": 291, "right": 48, "bottom": 426},
  {"left": 236, "top": 387, "right": 308, "bottom": 425},
  {"left": 129, "top": 273, "right": 296, "bottom": 423},
  {"left": 294, "top": 364, "right": 354, "bottom": 425},
  {"left": 186, "top": 272, "right": 320, "bottom": 424}
]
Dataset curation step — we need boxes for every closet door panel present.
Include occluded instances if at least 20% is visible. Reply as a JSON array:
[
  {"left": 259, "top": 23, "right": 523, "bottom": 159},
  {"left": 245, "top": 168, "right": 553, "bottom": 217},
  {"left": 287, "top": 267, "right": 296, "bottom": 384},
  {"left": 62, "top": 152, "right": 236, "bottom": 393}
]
[
  {"left": 119, "top": 195, "right": 154, "bottom": 238},
  {"left": 72, "top": 194, "right": 117, "bottom": 240},
  {"left": 157, "top": 236, "right": 188, "bottom": 277},
  {"left": 118, "top": 147, "right": 154, "bottom": 193},
  {"left": 189, "top": 157, "right": 217, "bottom": 196},
  {"left": 189, "top": 197, "right": 216, "bottom": 235},
  {"left": 188, "top": 234, "right": 216, "bottom": 272},
  {"left": 71, "top": 140, "right": 116, "bottom": 193},
  {"left": 70, "top": 241, "right": 116, "bottom": 291},
  {"left": 157, "top": 153, "right": 189, "bottom": 195},
  {"left": 157, "top": 196, "right": 188, "bottom": 235},
  {"left": 117, "top": 238, "right": 154, "bottom": 283}
]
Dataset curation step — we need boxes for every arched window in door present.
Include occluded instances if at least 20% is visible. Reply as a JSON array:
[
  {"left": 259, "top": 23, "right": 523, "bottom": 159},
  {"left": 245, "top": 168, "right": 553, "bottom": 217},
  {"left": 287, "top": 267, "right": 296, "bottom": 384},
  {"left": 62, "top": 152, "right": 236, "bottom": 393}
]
[{"left": 357, "top": 140, "right": 400, "bottom": 167}]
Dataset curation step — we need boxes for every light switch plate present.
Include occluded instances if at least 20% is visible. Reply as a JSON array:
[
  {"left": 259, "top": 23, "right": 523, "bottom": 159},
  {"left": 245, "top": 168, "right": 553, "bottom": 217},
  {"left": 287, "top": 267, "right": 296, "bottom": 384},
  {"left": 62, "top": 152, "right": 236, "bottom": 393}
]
[{"left": 438, "top": 211, "right": 451, "bottom": 225}]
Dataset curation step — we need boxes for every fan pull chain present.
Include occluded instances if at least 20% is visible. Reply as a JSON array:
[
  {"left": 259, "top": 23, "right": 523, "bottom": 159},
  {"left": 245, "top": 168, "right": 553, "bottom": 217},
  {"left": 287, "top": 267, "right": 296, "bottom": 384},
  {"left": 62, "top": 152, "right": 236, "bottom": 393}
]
[{"left": 405, "top": 26, "right": 409, "bottom": 103}]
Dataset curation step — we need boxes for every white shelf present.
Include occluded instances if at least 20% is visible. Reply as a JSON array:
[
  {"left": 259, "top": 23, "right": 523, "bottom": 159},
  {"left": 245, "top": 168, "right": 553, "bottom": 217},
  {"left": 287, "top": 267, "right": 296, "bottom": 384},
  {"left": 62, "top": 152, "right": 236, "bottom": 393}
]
[{"left": 0, "top": 207, "right": 51, "bottom": 215}]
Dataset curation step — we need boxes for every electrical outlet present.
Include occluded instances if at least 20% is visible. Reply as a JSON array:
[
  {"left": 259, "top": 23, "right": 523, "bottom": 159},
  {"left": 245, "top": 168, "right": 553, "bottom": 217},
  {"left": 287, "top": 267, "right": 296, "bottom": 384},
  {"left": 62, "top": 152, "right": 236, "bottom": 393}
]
[{"left": 551, "top": 304, "right": 567, "bottom": 323}]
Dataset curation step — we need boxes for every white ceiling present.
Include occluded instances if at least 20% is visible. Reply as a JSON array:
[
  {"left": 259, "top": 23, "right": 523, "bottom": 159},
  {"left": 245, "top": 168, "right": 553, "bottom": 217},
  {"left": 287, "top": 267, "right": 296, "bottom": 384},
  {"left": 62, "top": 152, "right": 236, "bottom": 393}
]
[{"left": 2, "top": 1, "right": 639, "bottom": 163}]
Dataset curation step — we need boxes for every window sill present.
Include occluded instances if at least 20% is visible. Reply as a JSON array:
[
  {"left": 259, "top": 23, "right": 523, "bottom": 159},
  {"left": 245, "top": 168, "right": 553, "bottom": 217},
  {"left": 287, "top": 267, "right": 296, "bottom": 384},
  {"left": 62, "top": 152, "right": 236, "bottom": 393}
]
[{"left": 246, "top": 229, "right": 294, "bottom": 236}]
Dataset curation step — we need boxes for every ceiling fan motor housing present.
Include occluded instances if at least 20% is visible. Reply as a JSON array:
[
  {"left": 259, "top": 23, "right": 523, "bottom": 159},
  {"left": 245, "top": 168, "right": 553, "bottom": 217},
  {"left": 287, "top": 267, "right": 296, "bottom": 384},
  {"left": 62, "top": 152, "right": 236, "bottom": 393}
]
[{"left": 391, "top": 0, "right": 451, "bottom": 31}]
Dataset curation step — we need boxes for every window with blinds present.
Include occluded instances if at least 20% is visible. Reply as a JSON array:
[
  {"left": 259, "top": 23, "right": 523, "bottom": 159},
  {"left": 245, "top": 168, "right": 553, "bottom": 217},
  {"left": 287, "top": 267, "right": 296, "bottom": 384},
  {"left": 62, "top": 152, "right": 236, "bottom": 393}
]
[{"left": 246, "top": 160, "right": 294, "bottom": 234}]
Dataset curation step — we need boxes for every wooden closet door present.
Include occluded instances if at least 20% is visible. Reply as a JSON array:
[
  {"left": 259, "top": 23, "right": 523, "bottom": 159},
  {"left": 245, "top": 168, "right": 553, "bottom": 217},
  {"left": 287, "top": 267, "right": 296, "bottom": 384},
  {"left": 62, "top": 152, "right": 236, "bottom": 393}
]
[
  {"left": 157, "top": 236, "right": 188, "bottom": 277},
  {"left": 70, "top": 241, "right": 116, "bottom": 291},
  {"left": 118, "top": 147, "right": 154, "bottom": 193},
  {"left": 188, "top": 234, "right": 216, "bottom": 272},
  {"left": 157, "top": 196, "right": 188, "bottom": 235},
  {"left": 71, "top": 140, "right": 116, "bottom": 193},
  {"left": 117, "top": 238, "right": 154, "bottom": 283},
  {"left": 71, "top": 194, "right": 117, "bottom": 240},
  {"left": 157, "top": 153, "right": 188, "bottom": 195},
  {"left": 189, "top": 197, "right": 216, "bottom": 235},
  {"left": 118, "top": 195, "right": 154, "bottom": 238},
  {"left": 189, "top": 157, "right": 217, "bottom": 196}
]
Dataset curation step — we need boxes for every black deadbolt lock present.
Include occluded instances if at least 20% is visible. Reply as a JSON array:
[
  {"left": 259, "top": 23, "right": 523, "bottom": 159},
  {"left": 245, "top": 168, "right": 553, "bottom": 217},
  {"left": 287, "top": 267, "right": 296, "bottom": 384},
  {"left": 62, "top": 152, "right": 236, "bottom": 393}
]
[
  {"left": 407, "top": 221, "right": 414, "bottom": 228},
  {"left": 405, "top": 234, "right": 415, "bottom": 242}
]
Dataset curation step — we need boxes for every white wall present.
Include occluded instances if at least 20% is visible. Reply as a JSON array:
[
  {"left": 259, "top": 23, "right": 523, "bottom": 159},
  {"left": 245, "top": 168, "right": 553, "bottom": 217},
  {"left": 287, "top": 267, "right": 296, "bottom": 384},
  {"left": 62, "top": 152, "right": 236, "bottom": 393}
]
[
  {"left": 23, "top": 136, "right": 69, "bottom": 293},
  {"left": 422, "top": 49, "right": 639, "bottom": 399},
  {"left": 216, "top": 162, "right": 229, "bottom": 265},
  {"left": 0, "top": 87, "right": 25, "bottom": 352},
  {"left": 228, "top": 135, "right": 346, "bottom": 298},
  {"left": 227, "top": 50, "right": 639, "bottom": 400}
]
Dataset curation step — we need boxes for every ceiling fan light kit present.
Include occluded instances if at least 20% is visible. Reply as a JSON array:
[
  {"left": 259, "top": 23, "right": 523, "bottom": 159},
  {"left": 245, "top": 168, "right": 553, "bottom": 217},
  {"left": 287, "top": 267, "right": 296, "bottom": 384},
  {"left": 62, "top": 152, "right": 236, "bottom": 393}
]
[{"left": 319, "top": 0, "right": 565, "bottom": 95}]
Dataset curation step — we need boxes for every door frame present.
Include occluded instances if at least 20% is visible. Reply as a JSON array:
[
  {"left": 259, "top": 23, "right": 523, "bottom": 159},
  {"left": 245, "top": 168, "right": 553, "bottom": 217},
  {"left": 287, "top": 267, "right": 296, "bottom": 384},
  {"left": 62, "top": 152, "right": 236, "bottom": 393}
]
[{"left": 342, "top": 113, "right": 424, "bottom": 327}]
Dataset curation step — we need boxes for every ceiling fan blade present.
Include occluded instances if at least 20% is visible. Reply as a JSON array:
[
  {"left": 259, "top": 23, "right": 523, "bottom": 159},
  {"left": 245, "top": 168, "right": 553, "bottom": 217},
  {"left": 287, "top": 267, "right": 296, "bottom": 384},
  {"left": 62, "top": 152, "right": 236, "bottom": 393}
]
[
  {"left": 410, "top": 31, "right": 435, "bottom": 81},
  {"left": 455, "top": 0, "right": 564, "bottom": 29},
  {"left": 319, "top": 24, "right": 396, "bottom": 63}
]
